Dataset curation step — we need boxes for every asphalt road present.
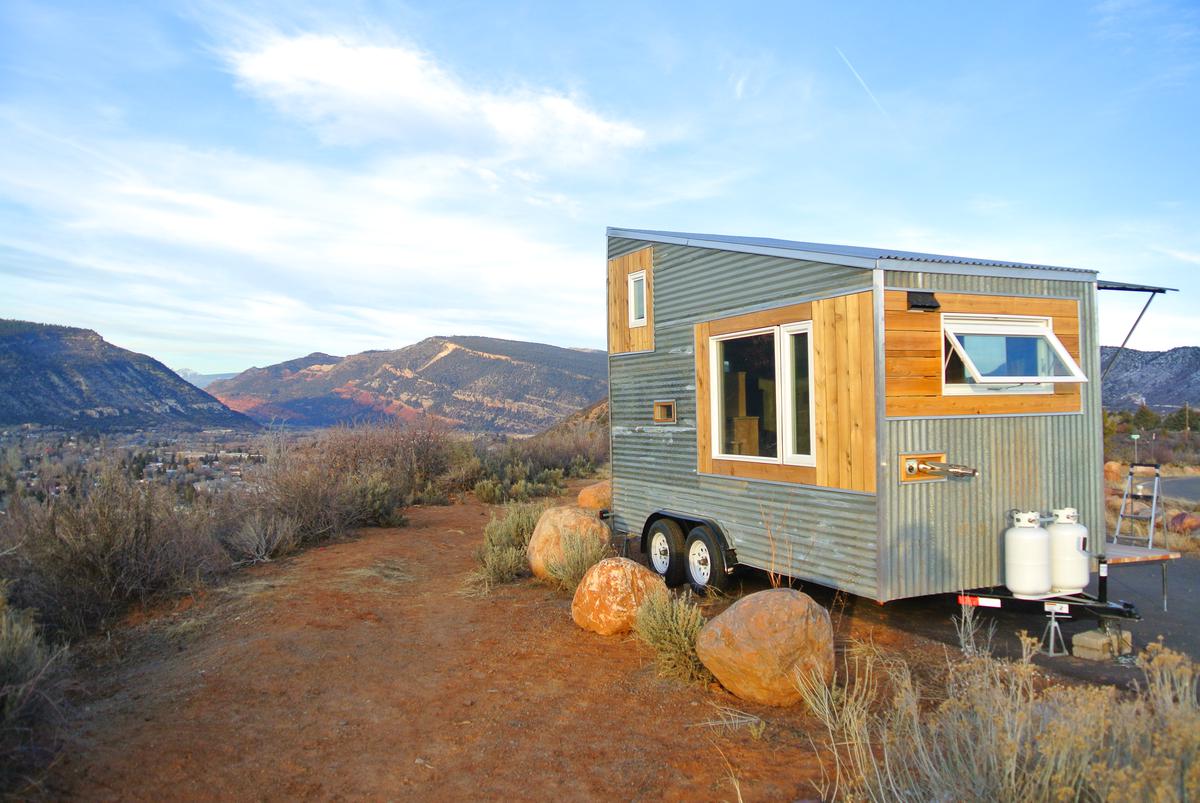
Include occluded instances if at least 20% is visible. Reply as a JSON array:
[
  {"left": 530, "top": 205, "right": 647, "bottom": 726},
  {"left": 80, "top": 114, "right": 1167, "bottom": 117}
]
[{"left": 1160, "top": 475, "right": 1200, "bottom": 503}]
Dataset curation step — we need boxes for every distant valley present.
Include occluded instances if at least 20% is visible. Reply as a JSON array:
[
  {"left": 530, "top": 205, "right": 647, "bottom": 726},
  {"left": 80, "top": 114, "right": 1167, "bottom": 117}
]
[
  {"left": 176, "top": 368, "right": 239, "bottom": 389},
  {"left": 207, "top": 336, "right": 608, "bottom": 435}
]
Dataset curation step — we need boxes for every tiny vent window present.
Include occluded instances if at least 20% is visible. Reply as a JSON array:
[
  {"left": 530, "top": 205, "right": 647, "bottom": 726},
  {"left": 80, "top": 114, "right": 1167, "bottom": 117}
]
[
  {"left": 652, "top": 400, "right": 676, "bottom": 424},
  {"left": 628, "top": 271, "right": 647, "bottom": 327},
  {"left": 942, "top": 314, "right": 1085, "bottom": 395}
]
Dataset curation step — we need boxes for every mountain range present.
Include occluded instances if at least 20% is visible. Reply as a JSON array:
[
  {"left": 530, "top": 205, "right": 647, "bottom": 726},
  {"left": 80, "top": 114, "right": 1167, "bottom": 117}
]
[
  {"left": 0, "top": 320, "right": 256, "bottom": 431},
  {"left": 1100, "top": 346, "right": 1200, "bottom": 411},
  {"left": 207, "top": 336, "right": 608, "bottom": 434},
  {"left": 176, "top": 368, "right": 238, "bottom": 389}
]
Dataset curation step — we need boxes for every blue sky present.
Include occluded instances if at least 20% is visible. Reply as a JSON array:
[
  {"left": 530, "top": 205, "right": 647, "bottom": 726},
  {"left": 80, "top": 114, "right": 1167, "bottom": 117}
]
[{"left": 1, "top": 1, "right": 1197, "bottom": 372}]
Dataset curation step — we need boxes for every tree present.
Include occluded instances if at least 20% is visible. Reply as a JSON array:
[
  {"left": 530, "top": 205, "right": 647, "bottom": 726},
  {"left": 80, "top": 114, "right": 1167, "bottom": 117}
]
[
  {"left": 1162, "top": 404, "right": 1193, "bottom": 432},
  {"left": 1131, "top": 404, "right": 1161, "bottom": 431}
]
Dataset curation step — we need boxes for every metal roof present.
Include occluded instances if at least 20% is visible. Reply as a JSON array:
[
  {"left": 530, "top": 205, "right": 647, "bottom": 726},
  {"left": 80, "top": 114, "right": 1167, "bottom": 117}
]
[{"left": 607, "top": 227, "right": 1098, "bottom": 281}]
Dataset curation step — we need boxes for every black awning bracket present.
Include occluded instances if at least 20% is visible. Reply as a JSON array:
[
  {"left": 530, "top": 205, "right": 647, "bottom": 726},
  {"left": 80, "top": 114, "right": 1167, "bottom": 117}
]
[{"left": 1098, "top": 280, "right": 1178, "bottom": 381}]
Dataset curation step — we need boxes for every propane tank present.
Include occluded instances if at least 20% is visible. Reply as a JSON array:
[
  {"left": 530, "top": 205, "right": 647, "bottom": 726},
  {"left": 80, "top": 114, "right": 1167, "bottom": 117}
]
[
  {"left": 1046, "top": 507, "right": 1089, "bottom": 595},
  {"left": 1004, "top": 510, "right": 1052, "bottom": 599}
]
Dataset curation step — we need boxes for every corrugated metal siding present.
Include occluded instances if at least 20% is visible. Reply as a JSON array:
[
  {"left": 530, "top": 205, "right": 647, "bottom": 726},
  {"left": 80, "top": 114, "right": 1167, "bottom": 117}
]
[
  {"left": 879, "top": 272, "right": 1104, "bottom": 600},
  {"left": 609, "top": 239, "right": 879, "bottom": 598}
]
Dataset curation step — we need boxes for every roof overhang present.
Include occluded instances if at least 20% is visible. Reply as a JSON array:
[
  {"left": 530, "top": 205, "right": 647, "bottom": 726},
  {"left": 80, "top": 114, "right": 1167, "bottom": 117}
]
[
  {"left": 1097, "top": 279, "right": 1178, "bottom": 294},
  {"left": 607, "top": 227, "right": 1097, "bottom": 283}
]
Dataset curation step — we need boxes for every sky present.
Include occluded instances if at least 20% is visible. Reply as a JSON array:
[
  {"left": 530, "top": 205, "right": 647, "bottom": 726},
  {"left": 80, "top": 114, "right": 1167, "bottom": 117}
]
[{"left": 0, "top": 1, "right": 1197, "bottom": 373}]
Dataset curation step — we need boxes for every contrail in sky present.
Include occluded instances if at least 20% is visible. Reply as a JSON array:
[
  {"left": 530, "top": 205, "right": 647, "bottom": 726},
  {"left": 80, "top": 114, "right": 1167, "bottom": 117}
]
[{"left": 835, "top": 46, "right": 895, "bottom": 126}]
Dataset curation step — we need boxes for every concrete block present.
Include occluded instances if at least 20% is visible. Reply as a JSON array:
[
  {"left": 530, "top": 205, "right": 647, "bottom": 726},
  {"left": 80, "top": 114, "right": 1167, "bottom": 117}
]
[{"left": 1072, "top": 627, "right": 1132, "bottom": 661}]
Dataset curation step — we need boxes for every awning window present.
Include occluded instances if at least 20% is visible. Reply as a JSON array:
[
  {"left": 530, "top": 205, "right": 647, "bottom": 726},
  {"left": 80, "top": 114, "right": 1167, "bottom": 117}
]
[{"left": 942, "top": 314, "right": 1086, "bottom": 392}]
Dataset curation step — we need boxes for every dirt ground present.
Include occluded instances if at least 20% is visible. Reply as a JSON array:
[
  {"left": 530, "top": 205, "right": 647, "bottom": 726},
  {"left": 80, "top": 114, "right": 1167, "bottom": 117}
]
[{"left": 42, "top": 488, "right": 984, "bottom": 801}]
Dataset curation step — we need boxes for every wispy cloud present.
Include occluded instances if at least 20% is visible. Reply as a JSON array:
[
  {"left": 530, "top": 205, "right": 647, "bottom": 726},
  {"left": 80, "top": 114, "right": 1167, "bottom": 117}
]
[{"left": 224, "top": 33, "right": 645, "bottom": 168}]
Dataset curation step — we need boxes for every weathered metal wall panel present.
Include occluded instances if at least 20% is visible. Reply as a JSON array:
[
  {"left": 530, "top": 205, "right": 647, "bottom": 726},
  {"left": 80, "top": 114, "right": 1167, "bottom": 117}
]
[
  {"left": 879, "top": 272, "right": 1104, "bottom": 600},
  {"left": 609, "top": 239, "right": 879, "bottom": 598}
]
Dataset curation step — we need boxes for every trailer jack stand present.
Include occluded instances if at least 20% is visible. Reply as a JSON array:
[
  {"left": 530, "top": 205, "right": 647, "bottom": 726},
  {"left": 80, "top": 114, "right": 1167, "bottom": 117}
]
[{"left": 1041, "top": 610, "right": 1068, "bottom": 657}]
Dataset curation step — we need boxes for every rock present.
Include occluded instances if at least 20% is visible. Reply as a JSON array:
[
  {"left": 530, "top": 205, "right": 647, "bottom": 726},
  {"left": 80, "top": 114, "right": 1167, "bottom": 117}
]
[
  {"left": 571, "top": 557, "right": 665, "bottom": 635},
  {"left": 1168, "top": 512, "right": 1200, "bottom": 534},
  {"left": 527, "top": 505, "right": 610, "bottom": 580},
  {"left": 577, "top": 480, "right": 612, "bottom": 511},
  {"left": 695, "top": 589, "right": 834, "bottom": 707},
  {"left": 1103, "top": 461, "right": 1123, "bottom": 483}
]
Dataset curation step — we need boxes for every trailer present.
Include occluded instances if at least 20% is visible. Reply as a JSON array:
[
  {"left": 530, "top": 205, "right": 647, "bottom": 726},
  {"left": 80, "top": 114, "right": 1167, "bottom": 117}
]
[{"left": 605, "top": 227, "right": 1175, "bottom": 625}]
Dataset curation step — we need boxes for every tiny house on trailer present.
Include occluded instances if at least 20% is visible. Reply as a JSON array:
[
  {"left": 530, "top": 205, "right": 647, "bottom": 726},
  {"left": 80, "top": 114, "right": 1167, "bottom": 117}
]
[{"left": 606, "top": 227, "right": 1166, "bottom": 618}]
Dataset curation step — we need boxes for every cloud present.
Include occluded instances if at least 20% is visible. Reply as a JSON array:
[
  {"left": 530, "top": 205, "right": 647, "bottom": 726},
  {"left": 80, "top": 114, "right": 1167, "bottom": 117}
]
[{"left": 224, "top": 33, "right": 645, "bottom": 167}]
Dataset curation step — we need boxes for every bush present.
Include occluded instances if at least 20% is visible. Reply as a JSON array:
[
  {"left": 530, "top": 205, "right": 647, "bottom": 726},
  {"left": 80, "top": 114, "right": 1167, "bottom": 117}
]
[
  {"left": 634, "top": 589, "right": 713, "bottom": 685},
  {"left": 221, "top": 510, "right": 299, "bottom": 566},
  {"left": 545, "top": 528, "right": 611, "bottom": 593},
  {"left": 0, "top": 467, "right": 230, "bottom": 639},
  {"left": 463, "top": 500, "right": 551, "bottom": 595},
  {"left": 797, "top": 637, "right": 1200, "bottom": 802},
  {"left": 0, "top": 592, "right": 64, "bottom": 790}
]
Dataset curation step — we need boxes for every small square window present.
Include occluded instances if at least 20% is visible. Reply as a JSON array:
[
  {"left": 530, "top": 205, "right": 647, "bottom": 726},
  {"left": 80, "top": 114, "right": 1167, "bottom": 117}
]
[
  {"left": 628, "top": 271, "right": 647, "bottom": 327},
  {"left": 653, "top": 400, "right": 676, "bottom": 424}
]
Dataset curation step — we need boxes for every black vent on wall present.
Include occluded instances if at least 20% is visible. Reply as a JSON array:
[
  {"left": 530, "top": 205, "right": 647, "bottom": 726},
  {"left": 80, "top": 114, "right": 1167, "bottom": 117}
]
[{"left": 907, "top": 291, "right": 940, "bottom": 311}]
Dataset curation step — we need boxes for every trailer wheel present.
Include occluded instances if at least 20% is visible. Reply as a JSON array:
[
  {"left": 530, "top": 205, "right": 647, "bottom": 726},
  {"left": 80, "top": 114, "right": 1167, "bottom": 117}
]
[
  {"left": 685, "top": 525, "right": 729, "bottom": 592},
  {"left": 646, "top": 519, "right": 687, "bottom": 586}
]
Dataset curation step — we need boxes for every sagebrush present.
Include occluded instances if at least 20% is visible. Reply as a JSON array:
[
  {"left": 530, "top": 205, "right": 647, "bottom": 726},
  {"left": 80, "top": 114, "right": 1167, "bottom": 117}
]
[
  {"left": 463, "top": 500, "right": 551, "bottom": 594},
  {"left": 545, "top": 529, "right": 611, "bottom": 593},
  {"left": 797, "top": 636, "right": 1200, "bottom": 802},
  {"left": 634, "top": 590, "right": 713, "bottom": 685}
]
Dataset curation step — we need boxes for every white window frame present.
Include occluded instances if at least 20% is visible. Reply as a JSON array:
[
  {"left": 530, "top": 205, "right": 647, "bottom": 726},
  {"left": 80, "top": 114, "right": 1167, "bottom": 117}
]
[
  {"left": 941, "top": 313, "right": 1086, "bottom": 396},
  {"left": 780, "top": 322, "right": 817, "bottom": 467},
  {"left": 628, "top": 271, "right": 647, "bottom": 328},
  {"left": 709, "top": 322, "right": 816, "bottom": 467}
]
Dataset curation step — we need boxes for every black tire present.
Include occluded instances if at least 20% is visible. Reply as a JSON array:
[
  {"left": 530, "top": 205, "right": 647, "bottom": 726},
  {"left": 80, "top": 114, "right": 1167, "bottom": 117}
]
[
  {"left": 645, "top": 518, "right": 687, "bottom": 586},
  {"left": 684, "top": 525, "right": 729, "bottom": 592}
]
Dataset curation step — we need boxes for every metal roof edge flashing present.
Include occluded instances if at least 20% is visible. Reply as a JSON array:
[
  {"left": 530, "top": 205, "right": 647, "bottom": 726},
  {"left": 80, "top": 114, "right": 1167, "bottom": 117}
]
[{"left": 608, "top": 227, "right": 1095, "bottom": 281}]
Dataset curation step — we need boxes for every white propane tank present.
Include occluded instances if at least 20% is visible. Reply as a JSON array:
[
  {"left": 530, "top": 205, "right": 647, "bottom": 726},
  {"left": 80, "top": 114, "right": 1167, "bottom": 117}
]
[
  {"left": 1004, "top": 510, "right": 1052, "bottom": 599},
  {"left": 1047, "top": 507, "right": 1090, "bottom": 595}
]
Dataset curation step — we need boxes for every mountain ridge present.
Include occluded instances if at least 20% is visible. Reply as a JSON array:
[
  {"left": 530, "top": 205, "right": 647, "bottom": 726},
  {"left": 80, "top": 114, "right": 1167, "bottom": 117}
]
[
  {"left": 208, "top": 335, "right": 608, "bottom": 434},
  {"left": 1100, "top": 345, "right": 1200, "bottom": 411},
  {"left": 0, "top": 319, "right": 257, "bottom": 431}
]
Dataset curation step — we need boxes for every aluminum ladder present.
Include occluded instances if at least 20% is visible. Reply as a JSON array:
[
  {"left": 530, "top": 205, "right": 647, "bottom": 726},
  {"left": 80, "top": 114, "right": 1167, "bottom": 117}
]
[{"left": 1113, "top": 462, "right": 1163, "bottom": 549}]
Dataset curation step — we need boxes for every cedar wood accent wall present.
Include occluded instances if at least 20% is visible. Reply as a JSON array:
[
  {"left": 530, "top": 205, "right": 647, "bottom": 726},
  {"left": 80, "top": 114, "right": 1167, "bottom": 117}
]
[
  {"left": 694, "top": 291, "right": 877, "bottom": 493},
  {"left": 607, "top": 248, "right": 654, "bottom": 354},
  {"left": 883, "top": 290, "right": 1082, "bottom": 417}
]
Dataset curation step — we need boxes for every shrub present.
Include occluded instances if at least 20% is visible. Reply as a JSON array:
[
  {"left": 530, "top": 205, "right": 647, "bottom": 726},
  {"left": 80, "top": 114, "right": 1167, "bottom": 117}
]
[
  {"left": 0, "top": 467, "right": 230, "bottom": 639},
  {"left": 634, "top": 590, "right": 713, "bottom": 684},
  {"left": 545, "top": 529, "right": 611, "bottom": 593},
  {"left": 345, "top": 469, "right": 408, "bottom": 527},
  {"left": 797, "top": 637, "right": 1200, "bottom": 802},
  {"left": 0, "top": 591, "right": 64, "bottom": 790},
  {"left": 222, "top": 511, "right": 299, "bottom": 566},
  {"left": 463, "top": 500, "right": 551, "bottom": 595}
]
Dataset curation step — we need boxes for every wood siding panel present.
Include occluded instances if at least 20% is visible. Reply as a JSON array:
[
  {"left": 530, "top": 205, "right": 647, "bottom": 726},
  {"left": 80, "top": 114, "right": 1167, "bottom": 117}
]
[
  {"left": 608, "top": 248, "right": 654, "bottom": 354},
  {"left": 695, "top": 292, "right": 876, "bottom": 493},
  {"left": 883, "top": 290, "right": 1083, "bottom": 417}
]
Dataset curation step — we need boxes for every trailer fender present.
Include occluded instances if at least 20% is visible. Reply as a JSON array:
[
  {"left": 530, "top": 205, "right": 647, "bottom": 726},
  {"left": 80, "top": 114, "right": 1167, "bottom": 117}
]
[{"left": 642, "top": 511, "right": 737, "bottom": 572}]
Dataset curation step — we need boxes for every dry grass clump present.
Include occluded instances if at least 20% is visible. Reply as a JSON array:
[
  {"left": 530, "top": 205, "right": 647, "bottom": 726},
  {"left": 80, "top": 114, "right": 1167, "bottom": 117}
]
[
  {"left": 797, "top": 636, "right": 1200, "bottom": 802},
  {"left": 462, "top": 501, "right": 551, "bottom": 595},
  {"left": 634, "top": 589, "right": 713, "bottom": 685},
  {"left": 545, "top": 529, "right": 612, "bottom": 593}
]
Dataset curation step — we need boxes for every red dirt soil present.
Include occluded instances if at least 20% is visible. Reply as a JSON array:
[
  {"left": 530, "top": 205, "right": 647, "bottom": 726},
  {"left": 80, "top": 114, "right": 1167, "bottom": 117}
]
[{"left": 48, "top": 491, "right": 948, "bottom": 801}]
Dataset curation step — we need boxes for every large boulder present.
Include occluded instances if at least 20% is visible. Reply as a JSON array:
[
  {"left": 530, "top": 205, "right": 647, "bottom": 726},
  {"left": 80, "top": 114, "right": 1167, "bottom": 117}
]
[
  {"left": 527, "top": 505, "right": 610, "bottom": 580},
  {"left": 695, "top": 589, "right": 834, "bottom": 707},
  {"left": 577, "top": 480, "right": 612, "bottom": 511},
  {"left": 1168, "top": 512, "right": 1200, "bottom": 535},
  {"left": 1104, "top": 461, "right": 1123, "bottom": 483},
  {"left": 571, "top": 557, "right": 665, "bottom": 635}
]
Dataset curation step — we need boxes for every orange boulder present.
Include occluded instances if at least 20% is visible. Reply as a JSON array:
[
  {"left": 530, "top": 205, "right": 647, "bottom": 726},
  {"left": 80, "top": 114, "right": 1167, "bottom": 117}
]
[
  {"left": 527, "top": 505, "right": 610, "bottom": 580},
  {"left": 695, "top": 589, "right": 834, "bottom": 707},
  {"left": 576, "top": 480, "right": 612, "bottom": 511},
  {"left": 571, "top": 558, "right": 665, "bottom": 636}
]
